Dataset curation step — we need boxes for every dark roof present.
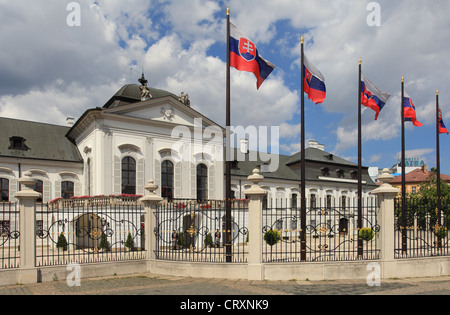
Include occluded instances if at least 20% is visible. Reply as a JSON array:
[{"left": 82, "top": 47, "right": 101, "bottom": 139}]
[
  {"left": 229, "top": 148, "right": 299, "bottom": 181},
  {"left": 286, "top": 147, "right": 357, "bottom": 166},
  {"left": 229, "top": 147, "right": 376, "bottom": 187},
  {"left": 0, "top": 117, "right": 83, "bottom": 163},
  {"left": 103, "top": 84, "right": 179, "bottom": 109}
]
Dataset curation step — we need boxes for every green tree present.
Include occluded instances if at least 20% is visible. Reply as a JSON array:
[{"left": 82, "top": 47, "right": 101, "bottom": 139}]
[
  {"left": 204, "top": 233, "right": 213, "bottom": 247},
  {"left": 56, "top": 233, "right": 68, "bottom": 251},
  {"left": 125, "top": 232, "right": 134, "bottom": 250},
  {"left": 99, "top": 233, "right": 110, "bottom": 251},
  {"left": 264, "top": 230, "right": 281, "bottom": 247},
  {"left": 418, "top": 170, "right": 450, "bottom": 198}
]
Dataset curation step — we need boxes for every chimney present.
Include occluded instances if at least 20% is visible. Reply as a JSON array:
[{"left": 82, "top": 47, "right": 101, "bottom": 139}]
[
  {"left": 308, "top": 140, "right": 325, "bottom": 151},
  {"left": 66, "top": 117, "right": 75, "bottom": 127},
  {"left": 240, "top": 139, "right": 249, "bottom": 154},
  {"left": 421, "top": 165, "right": 427, "bottom": 173}
]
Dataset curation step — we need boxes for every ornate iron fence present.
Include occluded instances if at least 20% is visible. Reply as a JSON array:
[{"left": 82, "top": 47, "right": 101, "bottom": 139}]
[
  {"left": 0, "top": 202, "right": 20, "bottom": 269},
  {"left": 154, "top": 199, "right": 249, "bottom": 263},
  {"left": 262, "top": 197, "right": 379, "bottom": 262},
  {"left": 395, "top": 197, "right": 450, "bottom": 258},
  {"left": 35, "top": 198, "right": 146, "bottom": 267}
]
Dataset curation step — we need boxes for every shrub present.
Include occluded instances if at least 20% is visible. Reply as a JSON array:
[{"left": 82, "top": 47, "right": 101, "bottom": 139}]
[
  {"left": 264, "top": 230, "right": 281, "bottom": 247},
  {"left": 359, "top": 228, "right": 375, "bottom": 242},
  {"left": 56, "top": 233, "right": 68, "bottom": 251},
  {"left": 433, "top": 226, "right": 448, "bottom": 239},
  {"left": 178, "top": 232, "right": 186, "bottom": 248},
  {"left": 125, "top": 232, "right": 134, "bottom": 250},
  {"left": 204, "top": 233, "right": 213, "bottom": 247},
  {"left": 99, "top": 233, "right": 110, "bottom": 251}
]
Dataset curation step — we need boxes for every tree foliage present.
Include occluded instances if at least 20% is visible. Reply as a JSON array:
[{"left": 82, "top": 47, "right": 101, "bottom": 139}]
[{"left": 418, "top": 169, "right": 450, "bottom": 198}]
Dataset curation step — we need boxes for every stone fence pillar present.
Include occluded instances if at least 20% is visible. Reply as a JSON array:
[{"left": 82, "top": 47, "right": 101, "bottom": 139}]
[
  {"left": 14, "top": 172, "right": 41, "bottom": 284},
  {"left": 139, "top": 180, "right": 163, "bottom": 262},
  {"left": 370, "top": 168, "right": 400, "bottom": 278},
  {"left": 245, "top": 169, "right": 267, "bottom": 281}
]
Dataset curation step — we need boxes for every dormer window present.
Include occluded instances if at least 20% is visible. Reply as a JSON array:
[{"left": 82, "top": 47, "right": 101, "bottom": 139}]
[
  {"left": 336, "top": 169, "right": 345, "bottom": 179},
  {"left": 321, "top": 167, "right": 330, "bottom": 177},
  {"left": 8, "top": 137, "right": 30, "bottom": 151},
  {"left": 231, "top": 160, "right": 239, "bottom": 170}
]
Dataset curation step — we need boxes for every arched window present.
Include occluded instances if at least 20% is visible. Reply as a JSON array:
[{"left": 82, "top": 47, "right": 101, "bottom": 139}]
[
  {"left": 341, "top": 196, "right": 348, "bottom": 211},
  {"left": 87, "top": 158, "right": 92, "bottom": 196},
  {"left": 1, "top": 178, "right": 9, "bottom": 202},
  {"left": 310, "top": 194, "right": 317, "bottom": 209},
  {"left": 34, "top": 180, "right": 43, "bottom": 202},
  {"left": 291, "top": 194, "right": 298, "bottom": 209},
  {"left": 161, "top": 160, "right": 174, "bottom": 201},
  {"left": 122, "top": 157, "right": 136, "bottom": 194},
  {"left": 196, "top": 164, "right": 208, "bottom": 201},
  {"left": 61, "top": 181, "right": 74, "bottom": 199}
]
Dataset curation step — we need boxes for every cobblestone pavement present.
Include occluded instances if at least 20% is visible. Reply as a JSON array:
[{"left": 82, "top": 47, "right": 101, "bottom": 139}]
[{"left": 1, "top": 273, "right": 450, "bottom": 296}]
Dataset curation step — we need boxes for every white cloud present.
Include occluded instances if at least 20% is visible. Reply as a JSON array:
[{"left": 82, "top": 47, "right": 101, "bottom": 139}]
[{"left": 1, "top": 0, "right": 450, "bottom": 175}]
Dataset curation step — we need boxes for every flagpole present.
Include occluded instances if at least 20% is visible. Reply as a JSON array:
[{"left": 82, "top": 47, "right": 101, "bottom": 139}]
[
  {"left": 401, "top": 76, "right": 407, "bottom": 256},
  {"left": 300, "top": 35, "right": 307, "bottom": 262},
  {"left": 357, "top": 58, "right": 363, "bottom": 259},
  {"left": 225, "top": 6, "right": 232, "bottom": 262},
  {"left": 436, "top": 90, "right": 442, "bottom": 229}
]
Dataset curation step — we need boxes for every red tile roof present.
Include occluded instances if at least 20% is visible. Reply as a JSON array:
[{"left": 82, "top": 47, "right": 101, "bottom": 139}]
[{"left": 390, "top": 168, "right": 450, "bottom": 184}]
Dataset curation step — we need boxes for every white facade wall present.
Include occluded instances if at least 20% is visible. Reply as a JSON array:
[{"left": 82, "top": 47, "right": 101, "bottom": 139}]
[{"left": 0, "top": 158, "right": 83, "bottom": 203}]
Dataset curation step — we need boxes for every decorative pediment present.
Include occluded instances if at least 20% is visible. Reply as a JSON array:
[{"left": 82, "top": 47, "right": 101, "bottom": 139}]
[
  {"left": 27, "top": 169, "right": 48, "bottom": 177},
  {"left": 59, "top": 171, "right": 79, "bottom": 180},
  {"left": 118, "top": 144, "right": 141, "bottom": 153},
  {"left": 0, "top": 167, "right": 14, "bottom": 176},
  {"left": 103, "top": 97, "right": 224, "bottom": 132}
]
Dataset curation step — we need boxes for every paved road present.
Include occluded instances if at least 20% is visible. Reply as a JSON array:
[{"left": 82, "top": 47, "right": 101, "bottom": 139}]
[{"left": 1, "top": 273, "right": 450, "bottom": 296}]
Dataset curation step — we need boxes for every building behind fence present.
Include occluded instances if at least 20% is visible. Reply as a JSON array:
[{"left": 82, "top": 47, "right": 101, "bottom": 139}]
[{"left": 2, "top": 169, "right": 450, "bottom": 284}]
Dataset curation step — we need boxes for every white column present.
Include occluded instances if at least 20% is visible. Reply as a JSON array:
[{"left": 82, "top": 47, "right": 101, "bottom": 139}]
[
  {"left": 370, "top": 169, "right": 400, "bottom": 278},
  {"left": 139, "top": 180, "right": 163, "bottom": 263},
  {"left": 15, "top": 172, "right": 41, "bottom": 284},
  {"left": 245, "top": 169, "right": 267, "bottom": 281}
]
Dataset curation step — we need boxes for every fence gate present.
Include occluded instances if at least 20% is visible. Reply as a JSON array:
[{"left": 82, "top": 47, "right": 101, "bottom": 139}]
[{"left": 154, "top": 200, "right": 249, "bottom": 263}]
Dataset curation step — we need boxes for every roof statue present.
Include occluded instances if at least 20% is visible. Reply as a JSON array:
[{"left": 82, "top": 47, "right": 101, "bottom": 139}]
[
  {"left": 178, "top": 92, "right": 190, "bottom": 107},
  {"left": 138, "top": 73, "right": 152, "bottom": 101}
]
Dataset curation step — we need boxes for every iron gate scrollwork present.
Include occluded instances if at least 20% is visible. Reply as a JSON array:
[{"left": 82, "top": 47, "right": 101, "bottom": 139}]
[{"left": 154, "top": 200, "right": 248, "bottom": 263}]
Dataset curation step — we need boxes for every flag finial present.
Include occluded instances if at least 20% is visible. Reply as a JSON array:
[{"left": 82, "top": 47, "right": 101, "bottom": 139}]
[
  {"left": 437, "top": 89, "right": 439, "bottom": 95},
  {"left": 227, "top": 6, "right": 230, "bottom": 16},
  {"left": 359, "top": 58, "right": 362, "bottom": 65},
  {"left": 402, "top": 76, "right": 404, "bottom": 83},
  {"left": 301, "top": 35, "right": 304, "bottom": 44}
]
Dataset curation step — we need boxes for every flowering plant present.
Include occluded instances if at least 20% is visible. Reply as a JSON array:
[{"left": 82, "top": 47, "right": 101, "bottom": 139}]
[
  {"left": 50, "top": 194, "right": 143, "bottom": 204},
  {"left": 175, "top": 202, "right": 187, "bottom": 209},
  {"left": 50, "top": 197, "right": 63, "bottom": 204}
]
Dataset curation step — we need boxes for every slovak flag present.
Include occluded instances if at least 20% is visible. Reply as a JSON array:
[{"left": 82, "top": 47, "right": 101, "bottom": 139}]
[
  {"left": 304, "top": 56, "right": 326, "bottom": 104},
  {"left": 439, "top": 109, "right": 449, "bottom": 134},
  {"left": 360, "top": 73, "right": 391, "bottom": 120},
  {"left": 229, "top": 23, "right": 275, "bottom": 90},
  {"left": 403, "top": 92, "right": 423, "bottom": 127}
]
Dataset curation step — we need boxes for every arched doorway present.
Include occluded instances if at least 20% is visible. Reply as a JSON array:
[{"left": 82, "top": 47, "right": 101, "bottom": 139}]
[
  {"left": 221, "top": 215, "right": 238, "bottom": 246},
  {"left": 182, "top": 213, "right": 202, "bottom": 249},
  {"left": 74, "top": 213, "right": 104, "bottom": 249}
]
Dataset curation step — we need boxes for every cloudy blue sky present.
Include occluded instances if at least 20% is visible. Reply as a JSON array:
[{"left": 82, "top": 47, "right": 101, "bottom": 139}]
[{"left": 1, "top": 0, "right": 450, "bottom": 174}]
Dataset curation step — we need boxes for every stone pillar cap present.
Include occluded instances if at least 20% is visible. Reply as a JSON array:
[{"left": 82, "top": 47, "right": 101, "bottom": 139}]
[
  {"left": 245, "top": 169, "right": 267, "bottom": 196},
  {"left": 139, "top": 180, "right": 163, "bottom": 203},
  {"left": 371, "top": 169, "right": 400, "bottom": 195},
  {"left": 15, "top": 172, "right": 41, "bottom": 200}
]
